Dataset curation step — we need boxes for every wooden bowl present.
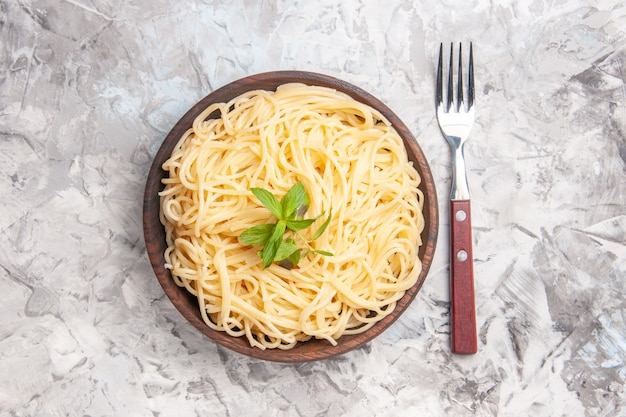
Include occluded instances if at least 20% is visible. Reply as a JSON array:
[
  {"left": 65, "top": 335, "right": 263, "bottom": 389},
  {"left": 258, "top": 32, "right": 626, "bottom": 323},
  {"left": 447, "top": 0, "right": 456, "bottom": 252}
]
[{"left": 143, "top": 71, "right": 438, "bottom": 362}]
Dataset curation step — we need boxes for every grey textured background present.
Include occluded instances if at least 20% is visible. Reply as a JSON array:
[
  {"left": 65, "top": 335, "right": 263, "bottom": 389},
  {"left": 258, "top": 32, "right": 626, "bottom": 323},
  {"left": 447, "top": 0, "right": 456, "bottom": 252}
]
[{"left": 0, "top": 0, "right": 624, "bottom": 416}]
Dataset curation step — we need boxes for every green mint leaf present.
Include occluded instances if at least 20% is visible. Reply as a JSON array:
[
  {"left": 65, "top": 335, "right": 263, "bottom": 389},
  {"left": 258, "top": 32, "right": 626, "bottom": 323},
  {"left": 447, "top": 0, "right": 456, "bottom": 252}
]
[
  {"left": 285, "top": 217, "right": 317, "bottom": 232},
  {"left": 275, "top": 240, "right": 300, "bottom": 261},
  {"left": 311, "top": 249, "right": 334, "bottom": 256},
  {"left": 287, "top": 247, "right": 302, "bottom": 265},
  {"left": 239, "top": 224, "right": 275, "bottom": 246},
  {"left": 251, "top": 187, "right": 283, "bottom": 219},
  {"left": 260, "top": 220, "right": 286, "bottom": 268},
  {"left": 311, "top": 209, "right": 332, "bottom": 241},
  {"left": 296, "top": 191, "right": 310, "bottom": 218},
  {"left": 241, "top": 184, "right": 333, "bottom": 269},
  {"left": 281, "top": 182, "right": 307, "bottom": 219},
  {"left": 278, "top": 239, "right": 303, "bottom": 270}
]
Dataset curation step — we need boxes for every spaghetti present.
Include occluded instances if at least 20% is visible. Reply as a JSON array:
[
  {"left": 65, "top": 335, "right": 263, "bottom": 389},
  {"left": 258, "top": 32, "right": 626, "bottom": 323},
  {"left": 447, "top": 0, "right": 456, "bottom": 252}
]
[{"left": 160, "top": 83, "right": 424, "bottom": 349}]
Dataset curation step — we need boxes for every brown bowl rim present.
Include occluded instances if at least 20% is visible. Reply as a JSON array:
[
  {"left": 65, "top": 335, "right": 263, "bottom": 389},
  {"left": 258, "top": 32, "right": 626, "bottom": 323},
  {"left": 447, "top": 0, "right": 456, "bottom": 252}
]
[{"left": 143, "top": 70, "right": 438, "bottom": 362}]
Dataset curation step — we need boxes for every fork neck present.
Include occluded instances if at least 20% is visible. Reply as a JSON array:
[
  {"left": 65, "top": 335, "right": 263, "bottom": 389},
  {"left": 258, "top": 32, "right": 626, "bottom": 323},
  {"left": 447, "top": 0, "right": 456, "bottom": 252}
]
[{"left": 450, "top": 142, "right": 470, "bottom": 200}]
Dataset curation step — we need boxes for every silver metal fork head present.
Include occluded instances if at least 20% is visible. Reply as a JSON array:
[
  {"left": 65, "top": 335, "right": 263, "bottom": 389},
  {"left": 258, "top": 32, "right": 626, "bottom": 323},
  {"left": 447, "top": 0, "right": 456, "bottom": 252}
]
[{"left": 436, "top": 42, "right": 475, "bottom": 147}]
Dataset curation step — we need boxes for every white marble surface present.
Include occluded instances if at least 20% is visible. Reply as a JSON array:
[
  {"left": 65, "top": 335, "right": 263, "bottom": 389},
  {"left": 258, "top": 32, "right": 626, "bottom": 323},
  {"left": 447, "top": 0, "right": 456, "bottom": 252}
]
[{"left": 1, "top": 0, "right": 625, "bottom": 415}]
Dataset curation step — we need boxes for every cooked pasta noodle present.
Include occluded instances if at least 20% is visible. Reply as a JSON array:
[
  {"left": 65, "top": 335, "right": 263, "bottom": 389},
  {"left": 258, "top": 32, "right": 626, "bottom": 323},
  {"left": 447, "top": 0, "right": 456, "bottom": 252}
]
[{"left": 160, "top": 83, "right": 425, "bottom": 349}]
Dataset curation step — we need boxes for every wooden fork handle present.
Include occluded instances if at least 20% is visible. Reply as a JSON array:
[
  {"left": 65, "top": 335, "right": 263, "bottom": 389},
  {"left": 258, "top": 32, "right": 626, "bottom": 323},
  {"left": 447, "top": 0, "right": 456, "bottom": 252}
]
[{"left": 450, "top": 199, "right": 477, "bottom": 354}]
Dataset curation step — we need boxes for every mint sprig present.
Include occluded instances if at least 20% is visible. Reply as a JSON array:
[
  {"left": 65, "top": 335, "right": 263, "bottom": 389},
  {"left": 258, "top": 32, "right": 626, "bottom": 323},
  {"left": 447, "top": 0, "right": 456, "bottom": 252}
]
[{"left": 239, "top": 182, "right": 333, "bottom": 269}]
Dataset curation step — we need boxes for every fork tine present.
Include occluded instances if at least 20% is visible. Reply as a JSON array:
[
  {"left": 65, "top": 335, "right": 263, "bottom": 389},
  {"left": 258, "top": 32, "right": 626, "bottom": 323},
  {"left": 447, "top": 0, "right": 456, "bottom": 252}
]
[
  {"left": 457, "top": 43, "right": 464, "bottom": 111},
  {"left": 468, "top": 42, "right": 474, "bottom": 109},
  {"left": 447, "top": 43, "right": 453, "bottom": 112},
  {"left": 436, "top": 43, "right": 443, "bottom": 108}
]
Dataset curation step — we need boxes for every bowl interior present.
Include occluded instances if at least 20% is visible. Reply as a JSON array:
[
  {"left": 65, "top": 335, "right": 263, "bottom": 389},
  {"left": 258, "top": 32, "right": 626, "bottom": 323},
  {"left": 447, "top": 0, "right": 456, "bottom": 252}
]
[{"left": 143, "top": 71, "right": 438, "bottom": 362}]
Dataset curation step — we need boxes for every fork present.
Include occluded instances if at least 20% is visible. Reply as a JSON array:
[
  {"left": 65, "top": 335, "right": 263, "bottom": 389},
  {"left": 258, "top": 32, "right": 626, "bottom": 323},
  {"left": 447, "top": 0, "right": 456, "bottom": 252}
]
[{"left": 436, "top": 42, "right": 477, "bottom": 354}]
